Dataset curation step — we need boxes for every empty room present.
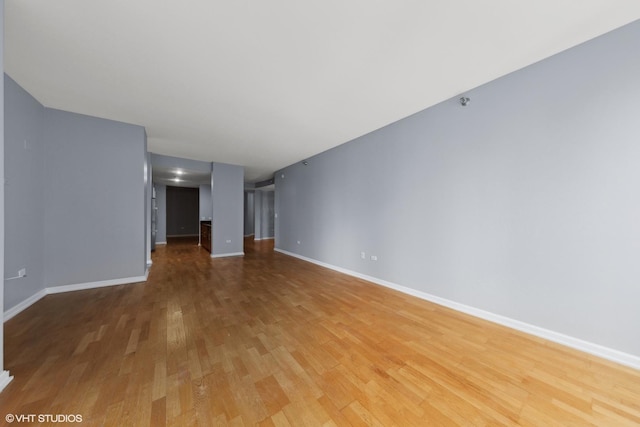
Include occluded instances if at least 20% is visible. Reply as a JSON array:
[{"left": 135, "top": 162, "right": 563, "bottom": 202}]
[{"left": 2, "top": 1, "right": 640, "bottom": 426}]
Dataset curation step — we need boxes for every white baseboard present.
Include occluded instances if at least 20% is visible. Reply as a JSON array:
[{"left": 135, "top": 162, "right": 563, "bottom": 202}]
[
  {"left": 275, "top": 248, "right": 640, "bottom": 370},
  {"left": 156, "top": 241, "right": 167, "bottom": 245},
  {"left": 255, "top": 237, "right": 274, "bottom": 241},
  {"left": 0, "top": 371, "right": 13, "bottom": 393},
  {"left": 3, "top": 289, "right": 48, "bottom": 321},
  {"left": 211, "top": 252, "right": 245, "bottom": 259},
  {"left": 47, "top": 274, "right": 148, "bottom": 295},
  {"left": 4, "top": 274, "right": 148, "bottom": 322}
]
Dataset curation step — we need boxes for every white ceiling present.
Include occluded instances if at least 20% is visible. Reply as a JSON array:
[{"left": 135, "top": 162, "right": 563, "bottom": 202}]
[
  {"left": 5, "top": 1, "right": 640, "bottom": 182},
  {"left": 152, "top": 166, "right": 211, "bottom": 188}
]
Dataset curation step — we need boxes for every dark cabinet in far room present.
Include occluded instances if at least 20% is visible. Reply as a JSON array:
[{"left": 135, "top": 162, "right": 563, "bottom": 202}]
[{"left": 201, "top": 221, "right": 211, "bottom": 253}]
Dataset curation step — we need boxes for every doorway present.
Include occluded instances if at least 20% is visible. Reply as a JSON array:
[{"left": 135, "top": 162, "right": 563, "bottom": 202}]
[{"left": 166, "top": 186, "right": 199, "bottom": 237}]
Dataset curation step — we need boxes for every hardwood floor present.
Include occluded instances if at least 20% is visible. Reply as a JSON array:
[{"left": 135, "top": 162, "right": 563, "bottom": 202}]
[{"left": 1, "top": 238, "right": 639, "bottom": 426}]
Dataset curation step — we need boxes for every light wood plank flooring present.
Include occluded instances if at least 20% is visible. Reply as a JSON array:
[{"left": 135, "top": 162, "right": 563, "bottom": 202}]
[{"left": 1, "top": 237, "right": 639, "bottom": 426}]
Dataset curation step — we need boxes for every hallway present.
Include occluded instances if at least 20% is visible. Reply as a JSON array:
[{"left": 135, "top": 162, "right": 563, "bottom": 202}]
[{"left": 1, "top": 239, "right": 639, "bottom": 425}]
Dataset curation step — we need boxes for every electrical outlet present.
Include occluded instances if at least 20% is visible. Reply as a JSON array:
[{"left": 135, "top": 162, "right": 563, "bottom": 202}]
[
  {"left": 226, "top": 239, "right": 231, "bottom": 243},
  {"left": 297, "top": 240, "right": 301, "bottom": 245},
  {"left": 18, "top": 268, "right": 26, "bottom": 278},
  {"left": 370, "top": 255, "right": 378, "bottom": 261},
  {"left": 361, "top": 252, "right": 366, "bottom": 259}
]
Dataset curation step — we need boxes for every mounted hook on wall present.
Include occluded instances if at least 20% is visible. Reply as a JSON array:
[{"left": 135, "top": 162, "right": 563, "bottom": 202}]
[{"left": 459, "top": 97, "right": 470, "bottom": 107}]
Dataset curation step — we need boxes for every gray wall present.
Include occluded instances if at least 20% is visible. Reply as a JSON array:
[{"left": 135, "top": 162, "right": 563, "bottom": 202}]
[
  {"left": 199, "top": 184, "right": 212, "bottom": 221},
  {"left": 166, "top": 186, "right": 199, "bottom": 236},
  {"left": 244, "top": 191, "right": 254, "bottom": 236},
  {"left": 254, "top": 191, "right": 262, "bottom": 240},
  {"left": 4, "top": 75, "right": 45, "bottom": 309},
  {"left": 4, "top": 76, "right": 147, "bottom": 309},
  {"left": 276, "top": 20, "right": 640, "bottom": 358},
  {"left": 254, "top": 190, "right": 274, "bottom": 240},
  {"left": 261, "top": 191, "right": 274, "bottom": 239},
  {"left": 155, "top": 183, "right": 167, "bottom": 243},
  {"left": 211, "top": 162, "right": 244, "bottom": 256},
  {"left": 43, "top": 109, "right": 147, "bottom": 288}
]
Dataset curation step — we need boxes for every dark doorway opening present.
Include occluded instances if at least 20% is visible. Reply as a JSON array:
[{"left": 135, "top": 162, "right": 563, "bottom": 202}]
[{"left": 166, "top": 186, "right": 199, "bottom": 238}]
